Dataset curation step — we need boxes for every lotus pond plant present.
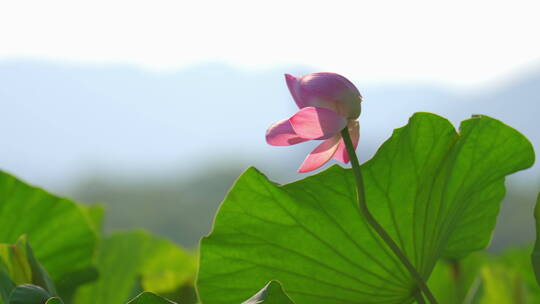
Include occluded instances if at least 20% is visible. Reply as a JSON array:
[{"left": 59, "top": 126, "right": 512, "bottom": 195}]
[
  {"left": 267, "top": 72, "right": 435, "bottom": 302},
  {"left": 0, "top": 71, "right": 538, "bottom": 304}
]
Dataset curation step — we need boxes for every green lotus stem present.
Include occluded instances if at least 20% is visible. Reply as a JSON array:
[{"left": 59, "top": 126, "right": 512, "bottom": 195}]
[{"left": 340, "top": 128, "right": 438, "bottom": 304}]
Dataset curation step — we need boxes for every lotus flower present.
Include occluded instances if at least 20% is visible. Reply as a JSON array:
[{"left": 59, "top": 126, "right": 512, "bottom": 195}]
[{"left": 266, "top": 72, "right": 362, "bottom": 173}]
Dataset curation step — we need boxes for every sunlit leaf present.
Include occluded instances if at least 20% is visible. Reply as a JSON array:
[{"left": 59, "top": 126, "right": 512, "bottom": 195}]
[
  {"left": 0, "top": 172, "right": 98, "bottom": 281},
  {"left": 198, "top": 113, "right": 535, "bottom": 304}
]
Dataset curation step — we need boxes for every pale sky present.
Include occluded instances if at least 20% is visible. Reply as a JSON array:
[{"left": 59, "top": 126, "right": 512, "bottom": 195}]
[{"left": 1, "top": 0, "right": 540, "bottom": 87}]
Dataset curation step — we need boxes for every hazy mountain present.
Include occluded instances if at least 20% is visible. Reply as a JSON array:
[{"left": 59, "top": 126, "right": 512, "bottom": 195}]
[{"left": 0, "top": 60, "right": 538, "bottom": 248}]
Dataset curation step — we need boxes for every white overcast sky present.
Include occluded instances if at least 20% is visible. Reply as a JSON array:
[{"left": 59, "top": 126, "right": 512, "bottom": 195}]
[{"left": 1, "top": 0, "right": 540, "bottom": 88}]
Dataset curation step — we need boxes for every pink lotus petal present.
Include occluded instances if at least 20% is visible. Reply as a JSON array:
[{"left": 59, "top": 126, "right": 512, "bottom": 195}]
[
  {"left": 285, "top": 74, "right": 306, "bottom": 108},
  {"left": 298, "top": 135, "right": 341, "bottom": 173},
  {"left": 266, "top": 118, "right": 310, "bottom": 146},
  {"left": 295, "top": 72, "right": 362, "bottom": 119},
  {"left": 289, "top": 107, "right": 347, "bottom": 140},
  {"left": 334, "top": 120, "right": 360, "bottom": 163}
]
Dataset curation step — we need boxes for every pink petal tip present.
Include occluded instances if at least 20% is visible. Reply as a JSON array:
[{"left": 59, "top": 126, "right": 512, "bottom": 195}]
[
  {"left": 297, "top": 135, "right": 341, "bottom": 173},
  {"left": 265, "top": 118, "right": 309, "bottom": 146}
]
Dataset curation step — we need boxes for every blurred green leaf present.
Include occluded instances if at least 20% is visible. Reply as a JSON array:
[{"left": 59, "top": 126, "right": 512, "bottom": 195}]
[
  {"left": 54, "top": 205, "right": 102, "bottom": 302},
  {"left": 0, "top": 171, "right": 98, "bottom": 281},
  {"left": 532, "top": 192, "right": 540, "bottom": 289},
  {"left": 0, "top": 236, "right": 56, "bottom": 295},
  {"left": 73, "top": 230, "right": 196, "bottom": 304},
  {"left": 0, "top": 238, "right": 32, "bottom": 285},
  {"left": 79, "top": 204, "right": 105, "bottom": 234},
  {"left": 198, "top": 113, "right": 535, "bottom": 304},
  {"left": 54, "top": 267, "right": 98, "bottom": 304},
  {"left": 242, "top": 281, "right": 295, "bottom": 304},
  {"left": 0, "top": 267, "right": 15, "bottom": 304},
  {"left": 496, "top": 247, "right": 540, "bottom": 302},
  {"left": 139, "top": 237, "right": 196, "bottom": 293},
  {"left": 126, "top": 292, "right": 176, "bottom": 304},
  {"left": 24, "top": 236, "right": 57, "bottom": 295},
  {"left": 478, "top": 264, "right": 527, "bottom": 304},
  {"left": 428, "top": 253, "right": 485, "bottom": 304},
  {"left": 428, "top": 247, "right": 540, "bottom": 304},
  {"left": 8, "top": 284, "right": 50, "bottom": 304}
]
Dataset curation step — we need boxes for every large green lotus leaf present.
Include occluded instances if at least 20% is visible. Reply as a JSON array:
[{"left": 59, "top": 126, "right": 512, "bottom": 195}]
[
  {"left": 0, "top": 172, "right": 97, "bottom": 281},
  {"left": 242, "top": 281, "right": 295, "bottom": 304},
  {"left": 126, "top": 292, "right": 176, "bottom": 304},
  {"left": 198, "top": 113, "right": 535, "bottom": 304},
  {"left": 73, "top": 230, "right": 196, "bottom": 304}
]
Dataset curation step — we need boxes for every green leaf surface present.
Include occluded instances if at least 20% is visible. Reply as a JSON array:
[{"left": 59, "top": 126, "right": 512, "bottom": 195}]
[
  {"left": 24, "top": 236, "right": 57, "bottom": 295},
  {"left": 80, "top": 204, "right": 105, "bottom": 234},
  {"left": 55, "top": 267, "right": 98, "bottom": 304},
  {"left": 74, "top": 230, "right": 196, "bottom": 304},
  {"left": 126, "top": 292, "right": 177, "bottom": 304},
  {"left": 0, "top": 268, "right": 15, "bottom": 304},
  {"left": 532, "top": 192, "right": 540, "bottom": 288},
  {"left": 0, "top": 171, "right": 97, "bottom": 281},
  {"left": 241, "top": 281, "right": 295, "bottom": 304},
  {"left": 198, "top": 113, "right": 535, "bottom": 304},
  {"left": 54, "top": 205, "right": 102, "bottom": 302},
  {"left": 0, "top": 236, "right": 56, "bottom": 295},
  {"left": 0, "top": 238, "right": 32, "bottom": 285},
  {"left": 8, "top": 284, "right": 50, "bottom": 304}
]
